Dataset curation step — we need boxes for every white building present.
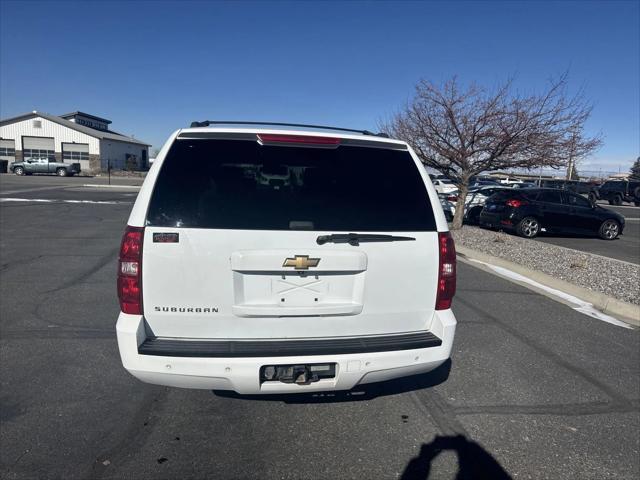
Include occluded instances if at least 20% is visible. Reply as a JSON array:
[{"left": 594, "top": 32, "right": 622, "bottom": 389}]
[{"left": 0, "top": 111, "right": 150, "bottom": 174}]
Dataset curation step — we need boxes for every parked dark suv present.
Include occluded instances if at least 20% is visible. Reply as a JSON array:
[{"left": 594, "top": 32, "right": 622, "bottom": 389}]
[
  {"left": 479, "top": 188, "right": 625, "bottom": 240},
  {"left": 539, "top": 179, "right": 599, "bottom": 195},
  {"left": 595, "top": 180, "right": 640, "bottom": 206}
]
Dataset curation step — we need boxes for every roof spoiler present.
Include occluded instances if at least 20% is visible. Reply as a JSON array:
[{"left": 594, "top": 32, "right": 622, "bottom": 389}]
[{"left": 188, "top": 120, "right": 390, "bottom": 138}]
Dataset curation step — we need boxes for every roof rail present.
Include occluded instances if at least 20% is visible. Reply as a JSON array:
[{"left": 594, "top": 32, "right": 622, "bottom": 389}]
[{"left": 188, "top": 120, "right": 390, "bottom": 138}]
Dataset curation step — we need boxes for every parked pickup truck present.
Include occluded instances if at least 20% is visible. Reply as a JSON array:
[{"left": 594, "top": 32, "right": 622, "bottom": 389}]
[{"left": 10, "top": 158, "right": 81, "bottom": 177}]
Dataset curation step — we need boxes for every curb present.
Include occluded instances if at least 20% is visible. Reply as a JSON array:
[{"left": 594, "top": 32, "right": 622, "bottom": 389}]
[{"left": 456, "top": 245, "right": 640, "bottom": 327}]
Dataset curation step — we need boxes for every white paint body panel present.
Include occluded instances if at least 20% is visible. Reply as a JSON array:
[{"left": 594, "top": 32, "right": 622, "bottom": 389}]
[
  {"left": 499, "top": 177, "right": 524, "bottom": 185},
  {"left": 118, "top": 127, "right": 456, "bottom": 393},
  {"left": 116, "top": 309, "right": 456, "bottom": 394},
  {"left": 142, "top": 228, "right": 439, "bottom": 338},
  {"left": 449, "top": 190, "right": 491, "bottom": 216},
  {"left": 433, "top": 179, "right": 458, "bottom": 194}
]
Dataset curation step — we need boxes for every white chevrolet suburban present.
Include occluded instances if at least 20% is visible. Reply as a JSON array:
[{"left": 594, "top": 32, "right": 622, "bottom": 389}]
[{"left": 116, "top": 122, "right": 457, "bottom": 394}]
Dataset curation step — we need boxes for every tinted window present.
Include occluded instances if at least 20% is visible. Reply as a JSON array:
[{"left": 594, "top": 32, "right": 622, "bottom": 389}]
[
  {"left": 147, "top": 139, "right": 436, "bottom": 231},
  {"left": 542, "top": 180, "right": 567, "bottom": 189},
  {"left": 565, "top": 193, "right": 591, "bottom": 208},
  {"left": 537, "top": 190, "right": 563, "bottom": 204},
  {"left": 485, "top": 190, "right": 531, "bottom": 202},
  {"left": 601, "top": 181, "right": 624, "bottom": 191},
  {"left": 480, "top": 188, "right": 501, "bottom": 196}
]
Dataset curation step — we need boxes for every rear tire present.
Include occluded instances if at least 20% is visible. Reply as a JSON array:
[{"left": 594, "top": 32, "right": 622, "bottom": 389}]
[
  {"left": 516, "top": 216, "right": 540, "bottom": 239},
  {"left": 612, "top": 194, "right": 623, "bottom": 206},
  {"left": 56, "top": 168, "right": 67, "bottom": 177},
  {"left": 598, "top": 219, "right": 620, "bottom": 240},
  {"left": 14, "top": 166, "right": 24, "bottom": 176}
]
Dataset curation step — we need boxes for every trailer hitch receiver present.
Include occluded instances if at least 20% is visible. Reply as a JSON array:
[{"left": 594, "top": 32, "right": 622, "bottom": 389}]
[{"left": 260, "top": 364, "right": 337, "bottom": 384}]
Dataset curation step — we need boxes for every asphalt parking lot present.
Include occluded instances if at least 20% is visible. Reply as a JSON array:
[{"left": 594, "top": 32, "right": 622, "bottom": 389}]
[
  {"left": 534, "top": 203, "right": 639, "bottom": 264},
  {"left": 1, "top": 175, "right": 639, "bottom": 480}
]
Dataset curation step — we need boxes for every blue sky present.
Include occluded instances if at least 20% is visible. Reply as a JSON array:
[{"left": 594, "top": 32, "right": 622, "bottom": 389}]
[{"left": 1, "top": 0, "right": 638, "bottom": 173}]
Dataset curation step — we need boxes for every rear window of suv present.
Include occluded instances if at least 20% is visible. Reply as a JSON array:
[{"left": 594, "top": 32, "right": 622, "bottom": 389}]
[{"left": 146, "top": 138, "right": 436, "bottom": 231}]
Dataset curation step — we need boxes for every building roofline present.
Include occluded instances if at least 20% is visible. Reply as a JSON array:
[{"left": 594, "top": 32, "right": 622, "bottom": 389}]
[
  {"left": 59, "top": 111, "right": 112, "bottom": 124},
  {"left": 0, "top": 111, "right": 151, "bottom": 146},
  {"left": 0, "top": 111, "right": 42, "bottom": 126}
]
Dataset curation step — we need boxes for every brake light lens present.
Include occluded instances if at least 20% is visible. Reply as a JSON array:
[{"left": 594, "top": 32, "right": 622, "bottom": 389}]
[
  {"left": 257, "top": 134, "right": 341, "bottom": 146},
  {"left": 506, "top": 199, "right": 526, "bottom": 208},
  {"left": 118, "top": 226, "right": 144, "bottom": 314},
  {"left": 436, "top": 232, "right": 456, "bottom": 310},
  {"left": 446, "top": 195, "right": 458, "bottom": 202}
]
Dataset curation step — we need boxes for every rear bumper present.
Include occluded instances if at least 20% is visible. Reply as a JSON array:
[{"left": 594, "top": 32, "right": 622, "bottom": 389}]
[
  {"left": 479, "top": 210, "right": 520, "bottom": 230},
  {"left": 116, "top": 311, "right": 456, "bottom": 394}
]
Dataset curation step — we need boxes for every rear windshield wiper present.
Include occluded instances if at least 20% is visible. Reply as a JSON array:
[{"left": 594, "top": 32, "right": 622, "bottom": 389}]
[{"left": 316, "top": 233, "right": 416, "bottom": 246}]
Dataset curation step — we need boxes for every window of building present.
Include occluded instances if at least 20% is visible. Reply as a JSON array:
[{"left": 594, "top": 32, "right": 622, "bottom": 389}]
[
  {"left": 0, "top": 140, "right": 16, "bottom": 157},
  {"left": 62, "top": 151, "right": 89, "bottom": 161},
  {"left": 61, "top": 143, "right": 89, "bottom": 162},
  {"left": 23, "top": 149, "right": 55, "bottom": 161}
]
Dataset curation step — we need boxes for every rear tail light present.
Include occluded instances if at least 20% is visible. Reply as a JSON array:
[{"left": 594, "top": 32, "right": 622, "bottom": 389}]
[
  {"left": 506, "top": 199, "right": 526, "bottom": 208},
  {"left": 257, "top": 134, "right": 341, "bottom": 147},
  {"left": 446, "top": 195, "right": 458, "bottom": 202},
  {"left": 117, "top": 226, "right": 144, "bottom": 315},
  {"left": 436, "top": 232, "right": 456, "bottom": 310}
]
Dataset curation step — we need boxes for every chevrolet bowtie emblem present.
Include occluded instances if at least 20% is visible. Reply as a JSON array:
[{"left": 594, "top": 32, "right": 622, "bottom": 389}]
[{"left": 283, "top": 255, "right": 321, "bottom": 270}]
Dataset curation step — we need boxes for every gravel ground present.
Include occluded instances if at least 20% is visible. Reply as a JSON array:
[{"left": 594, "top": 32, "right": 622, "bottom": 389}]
[{"left": 452, "top": 226, "right": 640, "bottom": 305}]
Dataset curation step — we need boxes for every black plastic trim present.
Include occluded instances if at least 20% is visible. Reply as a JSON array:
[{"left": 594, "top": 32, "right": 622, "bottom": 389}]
[
  {"left": 138, "top": 331, "right": 442, "bottom": 358},
  {"left": 188, "top": 120, "right": 388, "bottom": 137}
]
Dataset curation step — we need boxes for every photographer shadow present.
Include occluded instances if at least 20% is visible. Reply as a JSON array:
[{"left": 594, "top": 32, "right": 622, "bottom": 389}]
[{"left": 401, "top": 434, "right": 512, "bottom": 480}]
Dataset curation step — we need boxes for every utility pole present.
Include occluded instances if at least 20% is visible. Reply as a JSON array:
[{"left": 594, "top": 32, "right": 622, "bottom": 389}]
[{"left": 566, "top": 127, "right": 578, "bottom": 181}]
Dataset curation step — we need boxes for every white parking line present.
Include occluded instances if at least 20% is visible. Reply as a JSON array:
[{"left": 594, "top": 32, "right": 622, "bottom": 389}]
[
  {"left": 597, "top": 203, "right": 639, "bottom": 210},
  {"left": 0, "top": 185, "right": 73, "bottom": 195},
  {"left": 0, "top": 197, "right": 131, "bottom": 205},
  {"left": 466, "top": 258, "right": 634, "bottom": 329},
  {"left": 82, "top": 184, "right": 141, "bottom": 189}
]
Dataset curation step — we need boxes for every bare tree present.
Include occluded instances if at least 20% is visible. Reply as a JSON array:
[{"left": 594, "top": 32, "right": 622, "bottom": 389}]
[
  {"left": 630, "top": 157, "right": 640, "bottom": 180},
  {"left": 382, "top": 74, "right": 602, "bottom": 229},
  {"left": 567, "top": 164, "right": 580, "bottom": 180}
]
